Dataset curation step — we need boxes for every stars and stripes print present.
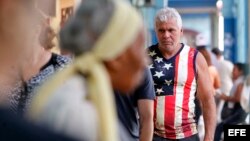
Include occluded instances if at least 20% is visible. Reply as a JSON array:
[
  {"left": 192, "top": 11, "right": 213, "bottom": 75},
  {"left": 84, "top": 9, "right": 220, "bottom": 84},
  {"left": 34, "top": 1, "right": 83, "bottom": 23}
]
[{"left": 148, "top": 44, "right": 198, "bottom": 139}]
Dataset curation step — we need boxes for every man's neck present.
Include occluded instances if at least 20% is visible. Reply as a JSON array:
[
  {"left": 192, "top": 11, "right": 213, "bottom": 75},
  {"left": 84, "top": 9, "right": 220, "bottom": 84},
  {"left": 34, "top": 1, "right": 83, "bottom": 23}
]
[
  {"left": 21, "top": 46, "right": 52, "bottom": 82},
  {"left": 158, "top": 43, "right": 182, "bottom": 59}
]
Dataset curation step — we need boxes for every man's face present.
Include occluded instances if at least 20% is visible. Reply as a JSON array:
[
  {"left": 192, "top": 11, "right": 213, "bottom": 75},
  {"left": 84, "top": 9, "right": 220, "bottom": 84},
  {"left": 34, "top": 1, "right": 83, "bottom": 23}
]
[
  {"left": 109, "top": 29, "right": 148, "bottom": 93},
  {"left": 232, "top": 65, "right": 242, "bottom": 80},
  {"left": 155, "top": 18, "right": 183, "bottom": 53}
]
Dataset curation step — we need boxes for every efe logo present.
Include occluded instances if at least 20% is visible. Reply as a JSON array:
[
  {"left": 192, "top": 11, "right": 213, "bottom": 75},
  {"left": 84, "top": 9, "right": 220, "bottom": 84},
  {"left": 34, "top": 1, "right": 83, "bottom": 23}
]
[{"left": 228, "top": 129, "right": 246, "bottom": 136}]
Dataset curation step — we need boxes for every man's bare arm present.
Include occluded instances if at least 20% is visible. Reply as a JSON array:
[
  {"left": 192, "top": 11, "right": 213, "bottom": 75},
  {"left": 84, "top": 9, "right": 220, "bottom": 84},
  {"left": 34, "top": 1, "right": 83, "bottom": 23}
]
[
  {"left": 138, "top": 99, "right": 154, "bottom": 141},
  {"left": 196, "top": 52, "right": 217, "bottom": 141}
]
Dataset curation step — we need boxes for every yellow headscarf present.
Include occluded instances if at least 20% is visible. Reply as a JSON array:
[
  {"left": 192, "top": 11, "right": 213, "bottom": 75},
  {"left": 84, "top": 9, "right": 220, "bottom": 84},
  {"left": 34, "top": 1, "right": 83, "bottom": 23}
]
[{"left": 29, "top": 0, "right": 143, "bottom": 141}]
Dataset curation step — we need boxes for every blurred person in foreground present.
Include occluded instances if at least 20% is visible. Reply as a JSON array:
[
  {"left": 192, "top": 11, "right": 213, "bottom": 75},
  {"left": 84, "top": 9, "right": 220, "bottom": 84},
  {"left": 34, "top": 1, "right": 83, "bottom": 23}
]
[
  {"left": 115, "top": 68, "right": 155, "bottom": 141},
  {"left": 15, "top": 12, "right": 71, "bottom": 115},
  {"left": 0, "top": 0, "right": 71, "bottom": 114},
  {"left": 27, "top": 0, "right": 148, "bottom": 141},
  {"left": 0, "top": 0, "right": 37, "bottom": 102},
  {"left": 0, "top": 0, "right": 77, "bottom": 140},
  {"left": 147, "top": 7, "right": 216, "bottom": 141}
]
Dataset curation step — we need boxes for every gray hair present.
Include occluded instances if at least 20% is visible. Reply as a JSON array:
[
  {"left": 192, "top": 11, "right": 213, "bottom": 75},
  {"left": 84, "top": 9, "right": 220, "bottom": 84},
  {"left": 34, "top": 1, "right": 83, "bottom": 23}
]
[
  {"left": 59, "top": 0, "right": 114, "bottom": 56},
  {"left": 154, "top": 7, "right": 182, "bottom": 29}
]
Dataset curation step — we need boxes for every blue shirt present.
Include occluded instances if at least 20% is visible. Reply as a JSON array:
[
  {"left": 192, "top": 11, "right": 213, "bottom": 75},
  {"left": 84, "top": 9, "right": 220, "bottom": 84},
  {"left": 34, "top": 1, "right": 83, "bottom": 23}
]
[{"left": 114, "top": 68, "right": 155, "bottom": 140}]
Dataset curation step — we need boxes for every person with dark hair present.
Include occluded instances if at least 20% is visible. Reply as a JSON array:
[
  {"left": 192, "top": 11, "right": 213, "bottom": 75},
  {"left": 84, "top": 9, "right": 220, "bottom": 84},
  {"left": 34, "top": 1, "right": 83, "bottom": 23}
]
[
  {"left": 214, "top": 62, "right": 249, "bottom": 141},
  {"left": 27, "top": 0, "right": 148, "bottom": 141},
  {"left": 211, "top": 48, "right": 222, "bottom": 56},
  {"left": 148, "top": 7, "right": 216, "bottom": 141}
]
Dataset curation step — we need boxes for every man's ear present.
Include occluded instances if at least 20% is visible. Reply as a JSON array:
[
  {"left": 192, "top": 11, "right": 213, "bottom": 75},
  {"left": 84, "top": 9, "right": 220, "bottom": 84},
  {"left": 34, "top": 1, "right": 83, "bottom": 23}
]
[{"left": 180, "top": 28, "right": 184, "bottom": 36}]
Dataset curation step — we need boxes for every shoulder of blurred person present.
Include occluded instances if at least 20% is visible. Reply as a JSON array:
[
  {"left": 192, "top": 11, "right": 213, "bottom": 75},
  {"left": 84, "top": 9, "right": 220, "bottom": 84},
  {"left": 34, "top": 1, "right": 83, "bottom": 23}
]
[
  {"left": 114, "top": 68, "right": 155, "bottom": 140},
  {"left": 131, "top": 68, "right": 155, "bottom": 101},
  {"left": 33, "top": 74, "right": 99, "bottom": 141},
  {"left": 17, "top": 53, "right": 72, "bottom": 114}
]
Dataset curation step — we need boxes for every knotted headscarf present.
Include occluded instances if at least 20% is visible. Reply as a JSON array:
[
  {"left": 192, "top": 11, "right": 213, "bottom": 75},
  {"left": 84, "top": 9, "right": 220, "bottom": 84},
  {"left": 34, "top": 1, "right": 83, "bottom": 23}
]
[{"left": 29, "top": 0, "right": 143, "bottom": 141}]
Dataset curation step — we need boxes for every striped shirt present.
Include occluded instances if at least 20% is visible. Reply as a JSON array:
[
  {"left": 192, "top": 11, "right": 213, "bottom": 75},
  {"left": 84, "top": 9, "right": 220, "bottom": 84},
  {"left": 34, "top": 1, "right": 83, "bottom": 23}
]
[{"left": 148, "top": 43, "right": 198, "bottom": 139}]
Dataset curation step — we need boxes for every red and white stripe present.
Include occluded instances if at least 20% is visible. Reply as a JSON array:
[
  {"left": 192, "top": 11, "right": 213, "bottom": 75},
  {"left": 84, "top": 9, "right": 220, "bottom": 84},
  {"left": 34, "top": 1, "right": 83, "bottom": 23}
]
[{"left": 154, "top": 45, "right": 197, "bottom": 139}]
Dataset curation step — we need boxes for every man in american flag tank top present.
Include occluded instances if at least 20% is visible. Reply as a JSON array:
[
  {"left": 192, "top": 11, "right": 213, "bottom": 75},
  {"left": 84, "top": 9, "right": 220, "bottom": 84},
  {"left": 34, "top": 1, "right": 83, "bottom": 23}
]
[{"left": 147, "top": 7, "right": 216, "bottom": 141}]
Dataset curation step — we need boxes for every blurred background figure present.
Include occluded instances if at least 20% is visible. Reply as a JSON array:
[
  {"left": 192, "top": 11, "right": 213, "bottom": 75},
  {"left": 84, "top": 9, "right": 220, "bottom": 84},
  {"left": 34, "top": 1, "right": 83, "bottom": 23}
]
[
  {"left": 195, "top": 33, "right": 219, "bottom": 68},
  {"left": 240, "top": 74, "right": 250, "bottom": 125},
  {"left": 197, "top": 47, "right": 221, "bottom": 90},
  {"left": 195, "top": 33, "right": 220, "bottom": 141},
  {"left": 212, "top": 47, "right": 234, "bottom": 123},
  {"left": 195, "top": 33, "right": 221, "bottom": 95},
  {"left": 212, "top": 47, "right": 233, "bottom": 97},
  {"left": 215, "top": 62, "right": 249, "bottom": 141},
  {"left": 27, "top": 0, "right": 148, "bottom": 141}
]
